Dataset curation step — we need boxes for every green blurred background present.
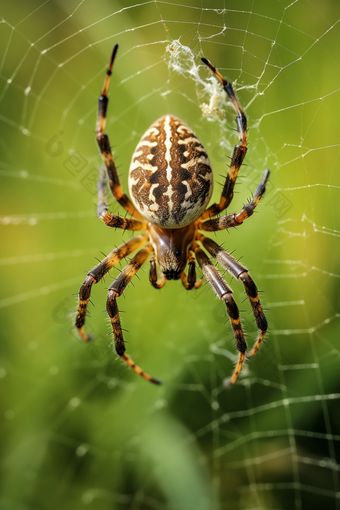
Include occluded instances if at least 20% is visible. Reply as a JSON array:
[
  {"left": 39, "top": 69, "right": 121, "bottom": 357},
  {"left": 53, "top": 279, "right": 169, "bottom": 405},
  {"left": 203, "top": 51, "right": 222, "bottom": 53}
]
[{"left": 1, "top": 1, "right": 340, "bottom": 509}]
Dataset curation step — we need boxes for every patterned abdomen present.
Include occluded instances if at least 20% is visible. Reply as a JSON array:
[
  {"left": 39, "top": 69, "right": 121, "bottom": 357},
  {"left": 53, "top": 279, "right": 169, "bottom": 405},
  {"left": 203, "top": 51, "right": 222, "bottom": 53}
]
[{"left": 128, "top": 115, "right": 213, "bottom": 228}]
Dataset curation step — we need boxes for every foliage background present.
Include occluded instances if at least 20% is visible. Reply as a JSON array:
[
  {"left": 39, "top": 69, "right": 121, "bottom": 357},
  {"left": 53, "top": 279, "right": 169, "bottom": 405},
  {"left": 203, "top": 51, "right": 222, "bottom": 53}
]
[{"left": 0, "top": 1, "right": 339, "bottom": 509}]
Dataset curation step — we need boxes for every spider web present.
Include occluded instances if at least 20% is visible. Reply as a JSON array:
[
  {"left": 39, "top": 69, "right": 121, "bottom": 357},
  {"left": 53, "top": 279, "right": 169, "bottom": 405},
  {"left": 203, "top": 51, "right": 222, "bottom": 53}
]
[{"left": 0, "top": 1, "right": 340, "bottom": 509}]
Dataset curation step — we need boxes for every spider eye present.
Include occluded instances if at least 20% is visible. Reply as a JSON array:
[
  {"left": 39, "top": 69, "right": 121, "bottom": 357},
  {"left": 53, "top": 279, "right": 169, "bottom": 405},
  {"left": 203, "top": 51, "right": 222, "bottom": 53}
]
[{"left": 175, "top": 250, "right": 181, "bottom": 257}]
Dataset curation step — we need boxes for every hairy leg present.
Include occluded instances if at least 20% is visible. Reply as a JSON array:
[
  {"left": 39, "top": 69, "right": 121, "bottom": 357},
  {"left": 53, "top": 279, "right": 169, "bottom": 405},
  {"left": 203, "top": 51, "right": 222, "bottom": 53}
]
[
  {"left": 200, "top": 57, "right": 248, "bottom": 220},
  {"left": 96, "top": 44, "right": 143, "bottom": 219},
  {"left": 198, "top": 170, "right": 269, "bottom": 231},
  {"left": 194, "top": 246, "right": 247, "bottom": 386},
  {"left": 75, "top": 233, "right": 148, "bottom": 341},
  {"left": 198, "top": 234, "right": 267, "bottom": 357},
  {"left": 97, "top": 167, "right": 148, "bottom": 230},
  {"left": 106, "top": 245, "right": 161, "bottom": 384}
]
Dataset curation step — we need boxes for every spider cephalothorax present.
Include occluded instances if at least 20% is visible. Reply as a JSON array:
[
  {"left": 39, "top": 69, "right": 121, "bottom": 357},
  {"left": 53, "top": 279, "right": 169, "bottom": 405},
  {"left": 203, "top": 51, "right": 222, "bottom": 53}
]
[
  {"left": 76, "top": 44, "right": 269, "bottom": 386},
  {"left": 148, "top": 224, "right": 196, "bottom": 280}
]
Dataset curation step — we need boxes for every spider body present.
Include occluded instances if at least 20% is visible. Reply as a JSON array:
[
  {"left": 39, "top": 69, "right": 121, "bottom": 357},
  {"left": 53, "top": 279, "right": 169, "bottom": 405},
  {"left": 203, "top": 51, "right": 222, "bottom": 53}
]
[
  {"left": 76, "top": 45, "right": 269, "bottom": 386},
  {"left": 129, "top": 114, "right": 213, "bottom": 229}
]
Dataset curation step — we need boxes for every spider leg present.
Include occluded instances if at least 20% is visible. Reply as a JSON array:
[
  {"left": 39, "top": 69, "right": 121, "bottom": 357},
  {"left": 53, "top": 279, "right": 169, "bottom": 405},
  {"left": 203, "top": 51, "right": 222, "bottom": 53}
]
[
  {"left": 75, "top": 233, "right": 148, "bottom": 341},
  {"left": 198, "top": 234, "right": 267, "bottom": 357},
  {"left": 200, "top": 57, "right": 248, "bottom": 220},
  {"left": 194, "top": 246, "right": 247, "bottom": 386},
  {"left": 181, "top": 249, "right": 203, "bottom": 290},
  {"left": 198, "top": 170, "right": 269, "bottom": 231},
  {"left": 96, "top": 44, "right": 143, "bottom": 220},
  {"left": 97, "top": 167, "right": 148, "bottom": 230},
  {"left": 106, "top": 245, "right": 161, "bottom": 384},
  {"left": 149, "top": 258, "right": 167, "bottom": 289}
]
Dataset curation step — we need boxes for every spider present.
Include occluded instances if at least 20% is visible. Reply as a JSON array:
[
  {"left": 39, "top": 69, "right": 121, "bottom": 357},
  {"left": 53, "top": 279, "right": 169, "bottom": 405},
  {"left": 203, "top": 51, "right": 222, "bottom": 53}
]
[{"left": 75, "top": 44, "right": 269, "bottom": 386}]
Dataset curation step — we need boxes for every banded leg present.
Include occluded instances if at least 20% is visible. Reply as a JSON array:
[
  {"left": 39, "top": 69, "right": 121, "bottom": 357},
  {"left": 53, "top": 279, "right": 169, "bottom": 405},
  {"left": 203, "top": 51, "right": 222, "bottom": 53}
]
[
  {"left": 198, "top": 234, "right": 267, "bottom": 357},
  {"left": 194, "top": 247, "right": 247, "bottom": 386},
  {"left": 96, "top": 44, "right": 143, "bottom": 219},
  {"left": 106, "top": 245, "right": 161, "bottom": 384},
  {"left": 181, "top": 250, "right": 203, "bottom": 290},
  {"left": 198, "top": 170, "right": 269, "bottom": 231},
  {"left": 97, "top": 167, "right": 148, "bottom": 230},
  {"left": 75, "top": 233, "right": 148, "bottom": 341},
  {"left": 200, "top": 57, "right": 248, "bottom": 220}
]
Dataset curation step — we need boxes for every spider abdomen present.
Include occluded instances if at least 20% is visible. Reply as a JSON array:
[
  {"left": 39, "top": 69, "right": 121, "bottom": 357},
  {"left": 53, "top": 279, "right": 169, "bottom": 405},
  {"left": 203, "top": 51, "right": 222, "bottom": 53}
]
[{"left": 128, "top": 115, "right": 213, "bottom": 228}]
